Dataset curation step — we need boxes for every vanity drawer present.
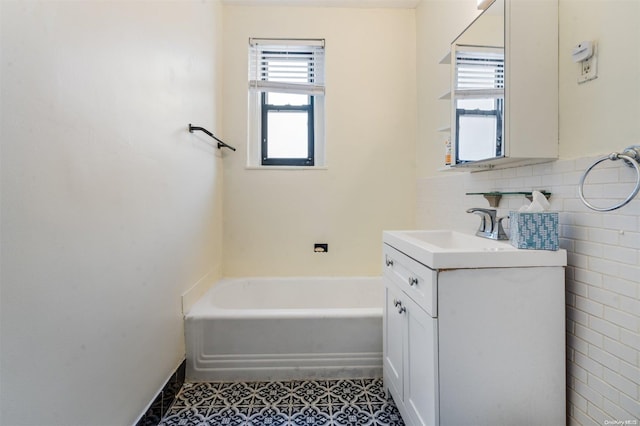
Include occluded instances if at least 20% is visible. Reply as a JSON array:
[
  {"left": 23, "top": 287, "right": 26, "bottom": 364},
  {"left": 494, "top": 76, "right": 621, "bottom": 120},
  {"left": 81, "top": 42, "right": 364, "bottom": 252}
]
[{"left": 383, "top": 244, "right": 437, "bottom": 317}]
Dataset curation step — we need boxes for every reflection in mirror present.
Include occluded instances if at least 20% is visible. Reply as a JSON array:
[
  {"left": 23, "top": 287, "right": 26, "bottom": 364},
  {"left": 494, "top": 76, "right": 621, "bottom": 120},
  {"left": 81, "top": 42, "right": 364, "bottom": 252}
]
[{"left": 451, "top": 0, "right": 505, "bottom": 165}]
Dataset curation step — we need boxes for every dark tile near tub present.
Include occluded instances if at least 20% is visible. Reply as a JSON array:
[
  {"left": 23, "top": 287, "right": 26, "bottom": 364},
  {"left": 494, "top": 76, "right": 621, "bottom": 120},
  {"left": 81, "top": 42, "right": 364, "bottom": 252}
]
[{"left": 137, "top": 360, "right": 186, "bottom": 426}]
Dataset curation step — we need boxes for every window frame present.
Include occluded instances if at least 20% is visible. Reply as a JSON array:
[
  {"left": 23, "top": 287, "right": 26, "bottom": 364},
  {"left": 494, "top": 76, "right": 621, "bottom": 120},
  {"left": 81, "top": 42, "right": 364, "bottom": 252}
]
[
  {"left": 247, "top": 38, "right": 325, "bottom": 169},
  {"left": 260, "top": 91, "right": 315, "bottom": 167},
  {"left": 455, "top": 98, "right": 504, "bottom": 163}
]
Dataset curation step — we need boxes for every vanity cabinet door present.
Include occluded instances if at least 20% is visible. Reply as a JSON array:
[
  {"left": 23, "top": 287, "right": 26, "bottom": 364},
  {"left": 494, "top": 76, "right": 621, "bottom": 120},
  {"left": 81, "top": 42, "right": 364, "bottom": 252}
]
[
  {"left": 405, "top": 296, "right": 439, "bottom": 426},
  {"left": 383, "top": 281, "right": 405, "bottom": 400}
]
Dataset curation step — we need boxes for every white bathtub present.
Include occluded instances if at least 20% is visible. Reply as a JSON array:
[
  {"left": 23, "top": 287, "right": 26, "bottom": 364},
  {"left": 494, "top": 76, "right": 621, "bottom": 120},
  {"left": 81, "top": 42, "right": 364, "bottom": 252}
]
[{"left": 185, "top": 276, "right": 383, "bottom": 382}]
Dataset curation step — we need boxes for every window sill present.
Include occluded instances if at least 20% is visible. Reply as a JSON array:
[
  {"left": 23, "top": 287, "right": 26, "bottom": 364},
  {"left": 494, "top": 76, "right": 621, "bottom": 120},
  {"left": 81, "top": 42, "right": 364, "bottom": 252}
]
[{"left": 245, "top": 165, "right": 328, "bottom": 171}]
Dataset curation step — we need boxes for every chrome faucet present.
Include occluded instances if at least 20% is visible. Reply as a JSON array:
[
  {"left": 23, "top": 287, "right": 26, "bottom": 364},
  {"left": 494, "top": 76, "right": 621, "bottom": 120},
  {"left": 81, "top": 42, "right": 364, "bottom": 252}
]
[{"left": 466, "top": 208, "right": 509, "bottom": 240}]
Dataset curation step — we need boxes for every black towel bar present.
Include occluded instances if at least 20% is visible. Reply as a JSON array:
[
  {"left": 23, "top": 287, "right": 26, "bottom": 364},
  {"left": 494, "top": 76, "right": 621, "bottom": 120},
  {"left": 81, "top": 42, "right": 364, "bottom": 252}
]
[{"left": 188, "top": 124, "right": 236, "bottom": 151}]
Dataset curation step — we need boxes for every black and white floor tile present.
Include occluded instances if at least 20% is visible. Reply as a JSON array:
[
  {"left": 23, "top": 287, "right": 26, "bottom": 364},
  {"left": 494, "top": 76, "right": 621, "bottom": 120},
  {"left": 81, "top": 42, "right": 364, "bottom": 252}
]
[{"left": 159, "top": 378, "right": 405, "bottom": 426}]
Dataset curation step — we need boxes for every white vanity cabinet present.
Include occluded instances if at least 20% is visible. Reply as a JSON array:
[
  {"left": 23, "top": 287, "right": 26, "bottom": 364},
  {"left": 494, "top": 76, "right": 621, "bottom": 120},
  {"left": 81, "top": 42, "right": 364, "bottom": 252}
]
[
  {"left": 382, "top": 236, "right": 567, "bottom": 426},
  {"left": 383, "top": 262, "right": 438, "bottom": 426}
]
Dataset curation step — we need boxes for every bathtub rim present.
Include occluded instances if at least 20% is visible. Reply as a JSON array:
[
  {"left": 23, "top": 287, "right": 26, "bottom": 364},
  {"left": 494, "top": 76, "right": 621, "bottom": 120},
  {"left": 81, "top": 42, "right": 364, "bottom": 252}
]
[{"left": 185, "top": 275, "right": 384, "bottom": 320}]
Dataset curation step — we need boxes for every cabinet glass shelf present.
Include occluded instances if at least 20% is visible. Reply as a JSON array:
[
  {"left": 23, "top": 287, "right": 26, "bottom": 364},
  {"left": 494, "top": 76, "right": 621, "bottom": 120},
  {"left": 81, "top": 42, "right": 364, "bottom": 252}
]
[{"left": 465, "top": 191, "right": 551, "bottom": 207}]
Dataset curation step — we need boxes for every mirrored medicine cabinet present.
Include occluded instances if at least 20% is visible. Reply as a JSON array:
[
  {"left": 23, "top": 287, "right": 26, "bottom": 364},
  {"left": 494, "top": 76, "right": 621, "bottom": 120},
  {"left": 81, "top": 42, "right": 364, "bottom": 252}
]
[{"left": 441, "top": 0, "right": 558, "bottom": 170}]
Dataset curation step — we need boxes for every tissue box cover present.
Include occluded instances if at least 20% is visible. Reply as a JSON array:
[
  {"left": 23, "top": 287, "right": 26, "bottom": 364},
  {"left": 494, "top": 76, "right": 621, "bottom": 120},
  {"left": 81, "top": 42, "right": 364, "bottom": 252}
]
[{"left": 509, "top": 211, "right": 559, "bottom": 250}]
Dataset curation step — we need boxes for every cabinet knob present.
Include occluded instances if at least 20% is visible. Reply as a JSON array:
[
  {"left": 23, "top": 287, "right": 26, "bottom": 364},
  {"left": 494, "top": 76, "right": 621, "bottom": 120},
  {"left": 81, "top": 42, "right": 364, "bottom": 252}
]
[
  {"left": 385, "top": 256, "right": 394, "bottom": 267},
  {"left": 393, "top": 298, "right": 401, "bottom": 307},
  {"left": 408, "top": 277, "right": 418, "bottom": 287},
  {"left": 397, "top": 304, "right": 406, "bottom": 314}
]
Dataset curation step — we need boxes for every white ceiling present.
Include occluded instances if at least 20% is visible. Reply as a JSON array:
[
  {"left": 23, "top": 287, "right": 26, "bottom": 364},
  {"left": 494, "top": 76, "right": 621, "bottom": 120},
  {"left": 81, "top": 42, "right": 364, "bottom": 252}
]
[{"left": 222, "top": 0, "right": 421, "bottom": 8}]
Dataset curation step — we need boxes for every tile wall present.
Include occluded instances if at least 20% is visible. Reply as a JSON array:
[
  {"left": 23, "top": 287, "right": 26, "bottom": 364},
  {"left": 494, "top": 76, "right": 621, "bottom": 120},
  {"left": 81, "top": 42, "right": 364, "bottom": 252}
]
[{"left": 416, "top": 156, "right": 640, "bottom": 425}]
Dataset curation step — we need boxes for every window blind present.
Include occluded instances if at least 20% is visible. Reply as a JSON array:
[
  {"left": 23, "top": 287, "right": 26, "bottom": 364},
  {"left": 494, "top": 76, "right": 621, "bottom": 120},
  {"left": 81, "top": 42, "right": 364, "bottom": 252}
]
[
  {"left": 455, "top": 47, "right": 504, "bottom": 98},
  {"left": 249, "top": 38, "right": 325, "bottom": 96}
]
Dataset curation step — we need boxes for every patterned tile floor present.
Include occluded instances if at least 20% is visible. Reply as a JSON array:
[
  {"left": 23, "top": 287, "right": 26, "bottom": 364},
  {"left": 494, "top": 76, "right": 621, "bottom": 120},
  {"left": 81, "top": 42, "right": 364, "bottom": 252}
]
[{"left": 159, "top": 377, "right": 405, "bottom": 426}]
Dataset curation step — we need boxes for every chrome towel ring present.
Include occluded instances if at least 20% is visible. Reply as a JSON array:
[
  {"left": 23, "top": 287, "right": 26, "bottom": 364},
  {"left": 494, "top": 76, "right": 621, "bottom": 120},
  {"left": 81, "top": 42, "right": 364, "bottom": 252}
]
[{"left": 578, "top": 145, "right": 640, "bottom": 212}]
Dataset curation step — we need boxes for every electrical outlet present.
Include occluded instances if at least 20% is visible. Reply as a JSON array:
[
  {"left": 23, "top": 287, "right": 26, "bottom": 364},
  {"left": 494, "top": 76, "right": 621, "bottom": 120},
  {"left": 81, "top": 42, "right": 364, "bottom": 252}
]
[
  {"left": 314, "top": 243, "right": 328, "bottom": 253},
  {"left": 578, "top": 54, "right": 598, "bottom": 84}
]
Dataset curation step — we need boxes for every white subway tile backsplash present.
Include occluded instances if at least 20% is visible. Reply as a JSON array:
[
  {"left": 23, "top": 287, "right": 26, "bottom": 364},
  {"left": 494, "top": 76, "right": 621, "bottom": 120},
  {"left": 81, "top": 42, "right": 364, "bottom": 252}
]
[
  {"left": 604, "top": 307, "right": 640, "bottom": 333},
  {"left": 569, "top": 305, "right": 590, "bottom": 326},
  {"left": 608, "top": 182, "right": 640, "bottom": 199},
  {"left": 620, "top": 329, "right": 640, "bottom": 352},
  {"left": 564, "top": 171, "right": 586, "bottom": 186},
  {"left": 566, "top": 278, "right": 588, "bottom": 299},
  {"left": 589, "top": 287, "right": 621, "bottom": 309},
  {"left": 588, "top": 228, "right": 620, "bottom": 245},
  {"left": 589, "top": 345, "right": 621, "bottom": 372},
  {"left": 603, "top": 214, "right": 638, "bottom": 232},
  {"left": 569, "top": 212, "right": 605, "bottom": 228},
  {"left": 570, "top": 364, "right": 589, "bottom": 386},
  {"left": 601, "top": 399, "right": 636, "bottom": 424},
  {"left": 584, "top": 167, "right": 620, "bottom": 185},
  {"left": 618, "top": 263, "right": 640, "bottom": 284},
  {"left": 603, "top": 369, "right": 639, "bottom": 400},
  {"left": 618, "top": 231, "right": 640, "bottom": 249},
  {"left": 603, "top": 276, "right": 638, "bottom": 299},
  {"left": 604, "top": 337, "right": 637, "bottom": 365},
  {"left": 602, "top": 245, "right": 637, "bottom": 265},
  {"left": 569, "top": 332, "right": 590, "bottom": 355},
  {"left": 568, "top": 252, "right": 589, "bottom": 270},
  {"left": 618, "top": 361, "right": 640, "bottom": 386},
  {"left": 587, "top": 257, "right": 620, "bottom": 277},
  {"left": 589, "top": 317, "right": 620, "bottom": 340},
  {"left": 576, "top": 295, "right": 605, "bottom": 318},
  {"left": 576, "top": 241, "right": 605, "bottom": 258},
  {"left": 416, "top": 156, "right": 639, "bottom": 425},
  {"left": 575, "top": 375, "right": 605, "bottom": 406},
  {"left": 619, "top": 166, "right": 640, "bottom": 183},
  {"left": 572, "top": 407, "right": 600, "bottom": 426},
  {"left": 564, "top": 225, "right": 590, "bottom": 240},
  {"left": 619, "top": 296, "right": 640, "bottom": 319},
  {"left": 619, "top": 393, "right": 640, "bottom": 420},
  {"left": 575, "top": 351, "right": 605, "bottom": 379},
  {"left": 588, "top": 373, "right": 620, "bottom": 404},
  {"left": 575, "top": 268, "right": 604, "bottom": 287},
  {"left": 576, "top": 323, "right": 605, "bottom": 346}
]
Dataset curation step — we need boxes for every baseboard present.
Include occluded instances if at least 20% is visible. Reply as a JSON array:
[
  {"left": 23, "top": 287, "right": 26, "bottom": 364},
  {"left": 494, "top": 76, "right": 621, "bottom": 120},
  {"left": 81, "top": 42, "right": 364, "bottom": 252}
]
[
  {"left": 187, "top": 352, "right": 383, "bottom": 382},
  {"left": 134, "top": 359, "right": 186, "bottom": 426}
]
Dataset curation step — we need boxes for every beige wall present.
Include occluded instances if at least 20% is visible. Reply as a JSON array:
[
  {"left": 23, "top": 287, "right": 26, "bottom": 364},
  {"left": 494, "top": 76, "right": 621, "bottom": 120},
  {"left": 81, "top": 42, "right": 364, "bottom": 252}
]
[
  {"left": 221, "top": 6, "right": 417, "bottom": 276},
  {"left": 559, "top": 0, "right": 640, "bottom": 158},
  {"left": 0, "top": 1, "right": 224, "bottom": 424},
  {"left": 416, "top": 0, "right": 480, "bottom": 178}
]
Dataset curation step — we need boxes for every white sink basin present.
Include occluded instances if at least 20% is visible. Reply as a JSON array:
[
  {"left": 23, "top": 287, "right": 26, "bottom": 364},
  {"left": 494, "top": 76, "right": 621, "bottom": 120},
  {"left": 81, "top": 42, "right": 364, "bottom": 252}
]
[{"left": 383, "top": 230, "right": 566, "bottom": 269}]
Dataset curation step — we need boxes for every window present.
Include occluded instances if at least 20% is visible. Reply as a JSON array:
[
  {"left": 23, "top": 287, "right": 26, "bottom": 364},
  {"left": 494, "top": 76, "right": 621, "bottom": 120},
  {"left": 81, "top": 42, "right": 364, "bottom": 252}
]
[
  {"left": 248, "top": 38, "right": 325, "bottom": 167},
  {"left": 453, "top": 46, "right": 504, "bottom": 163}
]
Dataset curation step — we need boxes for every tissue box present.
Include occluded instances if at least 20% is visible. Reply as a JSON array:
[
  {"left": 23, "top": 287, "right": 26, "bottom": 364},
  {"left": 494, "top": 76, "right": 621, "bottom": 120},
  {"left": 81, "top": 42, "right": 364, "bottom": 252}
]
[{"left": 509, "top": 211, "right": 559, "bottom": 250}]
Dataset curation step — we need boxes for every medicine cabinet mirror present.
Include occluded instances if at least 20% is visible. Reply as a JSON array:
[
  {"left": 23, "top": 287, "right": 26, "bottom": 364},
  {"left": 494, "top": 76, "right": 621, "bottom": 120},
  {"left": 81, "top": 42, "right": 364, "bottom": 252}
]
[{"left": 446, "top": 0, "right": 558, "bottom": 170}]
